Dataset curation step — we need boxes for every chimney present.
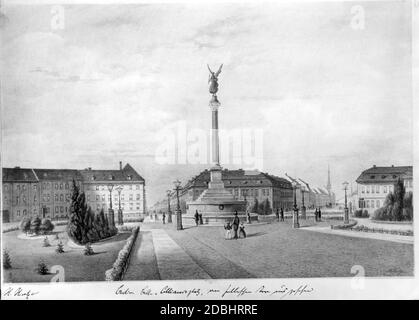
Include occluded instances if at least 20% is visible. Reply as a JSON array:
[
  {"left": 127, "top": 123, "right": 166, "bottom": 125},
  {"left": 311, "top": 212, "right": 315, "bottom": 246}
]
[
  {"left": 119, "top": 161, "right": 122, "bottom": 170},
  {"left": 373, "top": 165, "right": 376, "bottom": 168}
]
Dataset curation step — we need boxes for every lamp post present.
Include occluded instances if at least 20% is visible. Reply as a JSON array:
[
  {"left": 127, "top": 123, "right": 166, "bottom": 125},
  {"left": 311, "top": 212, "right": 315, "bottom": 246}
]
[
  {"left": 107, "top": 184, "right": 115, "bottom": 229},
  {"left": 115, "top": 185, "right": 124, "bottom": 225},
  {"left": 173, "top": 179, "right": 183, "bottom": 230},
  {"left": 166, "top": 190, "right": 172, "bottom": 223},
  {"left": 301, "top": 184, "right": 307, "bottom": 219},
  {"left": 343, "top": 181, "right": 349, "bottom": 224},
  {"left": 292, "top": 181, "right": 300, "bottom": 228}
]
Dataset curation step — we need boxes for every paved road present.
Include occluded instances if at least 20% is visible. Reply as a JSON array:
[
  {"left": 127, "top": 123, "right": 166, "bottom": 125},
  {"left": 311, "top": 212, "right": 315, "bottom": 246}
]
[{"left": 124, "top": 220, "right": 413, "bottom": 280}]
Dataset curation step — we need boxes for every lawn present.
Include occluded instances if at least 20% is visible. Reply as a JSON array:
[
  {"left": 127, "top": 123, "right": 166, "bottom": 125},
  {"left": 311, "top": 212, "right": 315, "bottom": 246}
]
[{"left": 3, "top": 225, "right": 131, "bottom": 283}]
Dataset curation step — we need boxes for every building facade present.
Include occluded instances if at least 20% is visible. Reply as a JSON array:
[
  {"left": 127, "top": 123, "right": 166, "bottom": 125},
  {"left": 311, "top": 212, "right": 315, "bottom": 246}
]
[
  {"left": 151, "top": 169, "right": 295, "bottom": 214},
  {"left": 355, "top": 165, "right": 413, "bottom": 214},
  {"left": 2, "top": 162, "right": 146, "bottom": 222}
]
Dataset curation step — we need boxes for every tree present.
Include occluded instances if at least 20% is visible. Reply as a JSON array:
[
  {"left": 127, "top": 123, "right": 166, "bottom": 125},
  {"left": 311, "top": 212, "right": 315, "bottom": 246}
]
[
  {"left": 36, "top": 261, "right": 48, "bottom": 275},
  {"left": 20, "top": 217, "right": 31, "bottom": 235},
  {"left": 3, "top": 250, "right": 12, "bottom": 269},
  {"left": 56, "top": 241, "right": 64, "bottom": 254},
  {"left": 392, "top": 178, "right": 405, "bottom": 221},
  {"left": 403, "top": 191, "right": 413, "bottom": 221},
  {"left": 30, "top": 216, "right": 41, "bottom": 235},
  {"left": 67, "top": 180, "right": 116, "bottom": 245},
  {"left": 40, "top": 218, "right": 55, "bottom": 235},
  {"left": 251, "top": 198, "right": 259, "bottom": 214}
]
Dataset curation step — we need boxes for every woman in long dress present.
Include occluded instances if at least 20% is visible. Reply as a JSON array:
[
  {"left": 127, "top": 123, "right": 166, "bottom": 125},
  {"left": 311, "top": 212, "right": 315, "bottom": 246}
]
[{"left": 224, "top": 222, "right": 232, "bottom": 240}]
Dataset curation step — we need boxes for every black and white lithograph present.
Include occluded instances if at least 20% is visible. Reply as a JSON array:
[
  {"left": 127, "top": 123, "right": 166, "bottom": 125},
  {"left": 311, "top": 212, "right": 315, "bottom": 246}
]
[{"left": 1, "top": 0, "right": 417, "bottom": 300}]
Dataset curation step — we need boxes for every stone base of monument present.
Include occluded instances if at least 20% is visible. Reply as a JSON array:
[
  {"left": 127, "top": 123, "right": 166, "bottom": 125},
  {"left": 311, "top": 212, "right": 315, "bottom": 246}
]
[{"left": 182, "top": 213, "right": 259, "bottom": 226}]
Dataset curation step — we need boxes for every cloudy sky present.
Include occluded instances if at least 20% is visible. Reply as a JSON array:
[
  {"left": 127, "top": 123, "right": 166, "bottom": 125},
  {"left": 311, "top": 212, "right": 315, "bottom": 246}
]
[{"left": 0, "top": 1, "right": 412, "bottom": 204}]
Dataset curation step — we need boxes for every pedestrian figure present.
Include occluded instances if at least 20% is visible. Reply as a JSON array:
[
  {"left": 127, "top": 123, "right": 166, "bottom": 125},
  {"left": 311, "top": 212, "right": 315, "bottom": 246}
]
[
  {"left": 194, "top": 210, "right": 199, "bottom": 226},
  {"left": 224, "top": 222, "right": 232, "bottom": 240},
  {"left": 199, "top": 212, "right": 203, "bottom": 225},
  {"left": 280, "top": 207, "right": 284, "bottom": 221},
  {"left": 239, "top": 222, "right": 246, "bottom": 238},
  {"left": 154, "top": 213, "right": 158, "bottom": 221},
  {"left": 247, "top": 211, "right": 251, "bottom": 224},
  {"left": 318, "top": 208, "right": 322, "bottom": 221},
  {"left": 314, "top": 208, "right": 318, "bottom": 222},
  {"left": 162, "top": 212, "right": 166, "bottom": 224},
  {"left": 232, "top": 211, "right": 240, "bottom": 239},
  {"left": 275, "top": 208, "right": 280, "bottom": 222}
]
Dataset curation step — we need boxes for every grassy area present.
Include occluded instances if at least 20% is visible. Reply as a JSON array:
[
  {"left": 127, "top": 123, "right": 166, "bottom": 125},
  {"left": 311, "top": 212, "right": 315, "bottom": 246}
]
[{"left": 3, "top": 225, "right": 131, "bottom": 283}]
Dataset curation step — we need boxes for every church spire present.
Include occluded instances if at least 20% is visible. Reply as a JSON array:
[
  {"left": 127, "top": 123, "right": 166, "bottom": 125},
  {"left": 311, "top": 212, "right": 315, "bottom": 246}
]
[{"left": 327, "top": 164, "right": 331, "bottom": 192}]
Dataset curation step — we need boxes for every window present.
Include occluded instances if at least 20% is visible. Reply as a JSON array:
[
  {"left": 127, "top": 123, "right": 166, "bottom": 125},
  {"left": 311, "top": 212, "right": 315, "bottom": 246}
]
[
  {"left": 4, "top": 196, "right": 7, "bottom": 202},
  {"left": 376, "top": 185, "right": 380, "bottom": 193},
  {"left": 384, "top": 186, "right": 387, "bottom": 193},
  {"left": 60, "top": 207, "right": 64, "bottom": 213},
  {"left": 55, "top": 183, "right": 58, "bottom": 190},
  {"left": 136, "top": 194, "right": 140, "bottom": 200},
  {"left": 34, "top": 195, "right": 37, "bottom": 202},
  {"left": 371, "top": 186, "right": 375, "bottom": 194},
  {"left": 55, "top": 207, "right": 59, "bottom": 213},
  {"left": 266, "top": 189, "right": 270, "bottom": 196},
  {"left": 121, "top": 194, "right": 125, "bottom": 201},
  {"left": 362, "top": 186, "right": 365, "bottom": 194},
  {"left": 33, "top": 185, "right": 37, "bottom": 191},
  {"left": 129, "top": 185, "right": 133, "bottom": 190},
  {"left": 65, "top": 183, "right": 69, "bottom": 189},
  {"left": 371, "top": 201, "right": 375, "bottom": 208},
  {"left": 366, "top": 200, "right": 370, "bottom": 208},
  {"left": 129, "top": 194, "right": 133, "bottom": 201},
  {"left": 136, "top": 185, "right": 140, "bottom": 190},
  {"left": 23, "top": 185, "right": 26, "bottom": 191},
  {"left": 60, "top": 194, "right": 64, "bottom": 201},
  {"left": 4, "top": 185, "right": 8, "bottom": 191},
  {"left": 234, "top": 189, "right": 238, "bottom": 196},
  {"left": 102, "top": 195, "right": 105, "bottom": 201},
  {"left": 366, "top": 186, "right": 370, "bottom": 193},
  {"left": 55, "top": 195, "right": 59, "bottom": 201},
  {"left": 96, "top": 186, "right": 99, "bottom": 191},
  {"left": 47, "top": 194, "right": 50, "bottom": 201},
  {"left": 255, "top": 189, "right": 259, "bottom": 197},
  {"left": 17, "top": 210, "right": 20, "bottom": 217},
  {"left": 23, "top": 195, "right": 26, "bottom": 203},
  {"left": 96, "top": 195, "right": 100, "bottom": 201},
  {"left": 376, "top": 200, "right": 380, "bottom": 208},
  {"left": 23, "top": 209, "right": 27, "bottom": 216},
  {"left": 389, "top": 186, "right": 393, "bottom": 193}
]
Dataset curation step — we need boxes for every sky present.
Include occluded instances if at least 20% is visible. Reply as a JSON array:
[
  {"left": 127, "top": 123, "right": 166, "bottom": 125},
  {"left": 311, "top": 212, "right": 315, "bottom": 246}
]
[{"left": 0, "top": 1, "right": 413, "bottom": 205}]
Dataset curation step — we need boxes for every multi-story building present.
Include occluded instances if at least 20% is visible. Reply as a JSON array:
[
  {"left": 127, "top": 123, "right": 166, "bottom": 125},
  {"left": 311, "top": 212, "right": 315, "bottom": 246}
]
[
  {"left": 355, "top": 165, "right": 413, "bottom": 214},
  {"left": 2, "top": 162, "right": 146, "bottom": 222},
  {"left": 151, "top": 169, "right": 294, "bottom": 214}
]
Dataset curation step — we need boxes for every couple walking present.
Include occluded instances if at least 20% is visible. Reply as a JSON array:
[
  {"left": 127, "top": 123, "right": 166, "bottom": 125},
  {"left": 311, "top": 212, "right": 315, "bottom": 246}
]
[
  {"left": 194, "top": 210, "right": 203, "bottom": 226},
  {"left": 224, "top": 211, "right": 246, "bottom": 240}
]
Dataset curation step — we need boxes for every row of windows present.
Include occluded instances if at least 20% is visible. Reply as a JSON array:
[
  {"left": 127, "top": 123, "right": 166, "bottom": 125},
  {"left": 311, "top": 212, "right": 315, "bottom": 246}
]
[
  {"left": 95, "top": 203, "right": 142, "bottom": 211},
  {"left": 361, "top": 185, "right": 393, "bottom": 194},
  {"left": 86, "top": 184, "right": 142, "bottom": 191},
  {"left": 232, "top": 188, "right": 271, "bottom": 198},
  {"left": 359, "top": 199, "right": 381, "bottom": 209},
  {"left": 87, "top": 194, "right": 141, "bottom": 202}
]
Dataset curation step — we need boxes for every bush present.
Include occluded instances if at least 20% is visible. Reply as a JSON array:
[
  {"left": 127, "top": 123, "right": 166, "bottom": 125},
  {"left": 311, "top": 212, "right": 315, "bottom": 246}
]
[
  {"left": 3, "top": 250, "right": 12, "bottom": 269},
  {"left": 84, "top": 243, "right": 94, "bottom": 256},
  {"left": 40, "top": 219, "right": 55, "bottom": 235},
  {"left": 42, "top": 236, "right": 51, "bottom": 247},
  {"left": 20, "top": 217, "right": 31, "bottom": 234},
  {"left": 30, "top": 216, "right": 42, "bottom": 235},
  {"left": 56, "top": 241, "right": 64, "bottom": 254},
  {"left": 36, "top": 261, "right": 49, "bottom": 275}
]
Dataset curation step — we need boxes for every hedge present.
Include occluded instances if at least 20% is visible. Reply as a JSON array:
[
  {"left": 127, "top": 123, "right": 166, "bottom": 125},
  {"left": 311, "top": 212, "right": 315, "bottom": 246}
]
[{"left": 105, "top": 226, "right": 140, "bottom": 281}]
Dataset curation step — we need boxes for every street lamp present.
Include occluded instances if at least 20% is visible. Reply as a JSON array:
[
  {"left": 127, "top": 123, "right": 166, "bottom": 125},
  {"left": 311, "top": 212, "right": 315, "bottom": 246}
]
[
  {"left": 292, "top": 181, "right": 300, "bottom": 228},
  {"left": 107, "top": 184, "right": 115, "bottom": 228},
  {"left": 173, "top": 179, "right": 183, "bottom": 230},
  {"left": 343, "top": 181, "right": 349, "bottom": 224},
  {"left": 166, "top": 190, "right": 172, "bottom": 223},
  {"left": 115, "top": 185, "right": 124, "bottom": 225},
  {"left": 300, "top": 184, "right": 307, "bottom": 219}
]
